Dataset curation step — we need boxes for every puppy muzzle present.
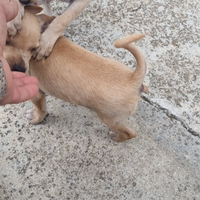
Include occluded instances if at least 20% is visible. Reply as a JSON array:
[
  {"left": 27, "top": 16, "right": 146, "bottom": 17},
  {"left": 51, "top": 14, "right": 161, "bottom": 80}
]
[
  {"left": 19, "top": 0, "right": 42, "bottom": 5},
  {"left": 12, "top": 64, "right": 26, "bottom": 73},
  {"left": 19, "top": 0, "right": 32, "bottom": 5}
]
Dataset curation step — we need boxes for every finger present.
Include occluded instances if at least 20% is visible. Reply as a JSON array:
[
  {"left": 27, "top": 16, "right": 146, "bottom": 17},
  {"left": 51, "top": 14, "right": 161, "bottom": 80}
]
[
  {"left": 0, "top": 0, "right": 19, "bottom": 52},
  {"left": 13, "top": 75, "right": 39, "bottom": 87},
  {"left": 11, "top": 83, "right": 39, "bottom": 104},
  {"left": 12, "top": 72, "right": 38, "bottom": 85},
  {"left": 0, "top": 0, "right": 19, "bottom": 22},
  {"left": 11, "top": 71, "right": 27, "bottom": 78},
  {"left": 11, "top": 71, "right": 38, "bottom": 83}
]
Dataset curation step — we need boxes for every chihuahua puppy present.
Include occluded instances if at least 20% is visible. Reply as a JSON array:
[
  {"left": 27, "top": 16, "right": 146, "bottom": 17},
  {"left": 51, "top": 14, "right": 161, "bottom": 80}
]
[
  {"left": 7, "top": 0, "right": 91, "bottom": 60},
  {"left": 5, "top": 6, "right": 148, "bottom": 142}
]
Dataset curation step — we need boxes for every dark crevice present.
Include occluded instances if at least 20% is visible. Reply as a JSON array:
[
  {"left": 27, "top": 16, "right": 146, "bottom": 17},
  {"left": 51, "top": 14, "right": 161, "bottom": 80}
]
[{"left": 141, "top": 95, "right": 200, "bottom": 138}]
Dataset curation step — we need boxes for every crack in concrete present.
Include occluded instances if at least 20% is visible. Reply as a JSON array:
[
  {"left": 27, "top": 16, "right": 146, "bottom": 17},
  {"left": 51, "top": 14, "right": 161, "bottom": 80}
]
[{"left": 141, "top": 95, "right": 200, "bottom": 138}]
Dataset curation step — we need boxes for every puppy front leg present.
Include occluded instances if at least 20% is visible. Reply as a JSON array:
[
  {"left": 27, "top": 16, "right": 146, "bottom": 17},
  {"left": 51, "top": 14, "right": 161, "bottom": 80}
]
[
  {"left": 35, "top": 0, "right": 91, "bottom": 60},
  {"left": 26, "top": 90, "right": 48, "bottom": 124},
  {"left": 7, "top": 1, "right": 25, "bottom": 36}
]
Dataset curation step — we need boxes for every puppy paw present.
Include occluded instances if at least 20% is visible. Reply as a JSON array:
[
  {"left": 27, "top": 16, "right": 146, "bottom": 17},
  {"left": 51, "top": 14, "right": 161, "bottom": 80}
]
[
  {"left": 34, "top": 28, "right": 59, "bottom": 61},
  {"left": 109, "top": 131, "right": 122, "bottom": 142},
  {"left": 34, "top": 44, "right": 53, "bottom": 61},
  {"left": 26, "top": 109, "right": 34, "bottom": 119},
  {"left": 109, "top": 130, "right": 136, "bottom": 142},
  {"left": 7, "top": 2, "right": 24, "bottom": 36},
  {"left": 7, "top": 22, "right": 17, "bottom": 36},
  {"left": 25, "top": 109, "right": 48, "bottom": 124}
]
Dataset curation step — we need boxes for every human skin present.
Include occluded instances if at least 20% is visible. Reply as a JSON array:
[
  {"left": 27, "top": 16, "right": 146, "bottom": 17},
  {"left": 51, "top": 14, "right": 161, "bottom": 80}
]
[{"left": 0, "top": 0, "right": 39, "bottom": 105}]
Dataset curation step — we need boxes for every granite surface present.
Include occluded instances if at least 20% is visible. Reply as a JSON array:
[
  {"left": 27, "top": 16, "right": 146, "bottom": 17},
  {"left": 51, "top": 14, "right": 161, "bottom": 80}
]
[{"left": 0, "top": 0, "right": 200, "bottom": 199}]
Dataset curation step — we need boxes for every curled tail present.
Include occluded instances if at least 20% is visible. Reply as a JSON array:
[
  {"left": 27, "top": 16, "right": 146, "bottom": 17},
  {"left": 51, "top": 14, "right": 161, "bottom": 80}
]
[{"left": 113, "top": 34, "right": 147, "bottom": 89}]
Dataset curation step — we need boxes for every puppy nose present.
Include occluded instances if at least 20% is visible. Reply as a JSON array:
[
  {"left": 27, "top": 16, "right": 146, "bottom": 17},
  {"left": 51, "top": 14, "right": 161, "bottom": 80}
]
[
  {"left": 12, "top": 64, "right": 26, "bottom": 73},
  {"left": 19, "top": 0, "right": 31, "bottom": 5}
]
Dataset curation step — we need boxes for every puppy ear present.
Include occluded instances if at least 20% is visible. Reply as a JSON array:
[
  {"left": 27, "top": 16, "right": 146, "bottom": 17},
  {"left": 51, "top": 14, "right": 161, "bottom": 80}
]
[
  {"left": 36, "top": 14, "right": 56, "bottom": 33},
  {"left": 25, "top": 5, "right": 43, "bottom": 14}
]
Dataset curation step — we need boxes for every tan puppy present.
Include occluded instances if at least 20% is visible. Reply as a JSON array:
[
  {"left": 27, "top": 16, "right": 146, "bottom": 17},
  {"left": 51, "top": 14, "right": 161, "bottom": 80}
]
[
  {"left": 5, "top": 6, "right": 148, "bottom": 142},
  {"left": 7, "top": 0, "right": 91, "bottom": 60}
]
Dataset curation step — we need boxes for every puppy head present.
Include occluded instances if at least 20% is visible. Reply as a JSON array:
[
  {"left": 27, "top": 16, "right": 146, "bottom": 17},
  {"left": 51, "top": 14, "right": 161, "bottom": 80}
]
[
  {"left": 6, "top": 5, "right": 55, "bottom": 71},
  {"left": 3, "top": 46, "right": 26, "bottom": 72}
]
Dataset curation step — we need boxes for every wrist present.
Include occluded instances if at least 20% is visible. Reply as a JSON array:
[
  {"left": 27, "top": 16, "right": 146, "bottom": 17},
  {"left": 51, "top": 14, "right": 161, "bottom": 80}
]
[{"left": 0, "top": 57, "right": 8, "bottom": 101}]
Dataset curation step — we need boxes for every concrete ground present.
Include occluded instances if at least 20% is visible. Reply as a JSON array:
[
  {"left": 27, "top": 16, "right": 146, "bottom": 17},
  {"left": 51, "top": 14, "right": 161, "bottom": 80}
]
[{"left": 0, "top": 0, "right": 200, "bottom": 199}]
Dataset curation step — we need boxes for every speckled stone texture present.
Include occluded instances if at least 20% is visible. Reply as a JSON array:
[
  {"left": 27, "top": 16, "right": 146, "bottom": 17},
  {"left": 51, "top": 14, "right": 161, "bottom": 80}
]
[{"left": 0, "top": 0, "right": 200, "bottom": 199}]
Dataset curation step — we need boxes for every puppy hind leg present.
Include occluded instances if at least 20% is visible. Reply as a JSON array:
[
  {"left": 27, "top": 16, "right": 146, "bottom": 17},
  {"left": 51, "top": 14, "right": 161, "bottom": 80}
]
[
  {"left": 99, "top": 115, "right": 136, "bottom": 142},
  {"left": 109, "top": 123, "right": 137, "bottom": 142},
  {"left": 26, "top": 90, "right": 48, "bottom": 124}
]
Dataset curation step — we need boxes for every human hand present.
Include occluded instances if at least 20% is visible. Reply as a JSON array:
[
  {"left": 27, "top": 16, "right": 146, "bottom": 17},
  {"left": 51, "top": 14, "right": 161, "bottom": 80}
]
[
  {"left": 0, "top": 0, "right": 39, "bottom": 105},
  {"left": 0, "top": 57, "right": 38, "bottom": 105}
]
